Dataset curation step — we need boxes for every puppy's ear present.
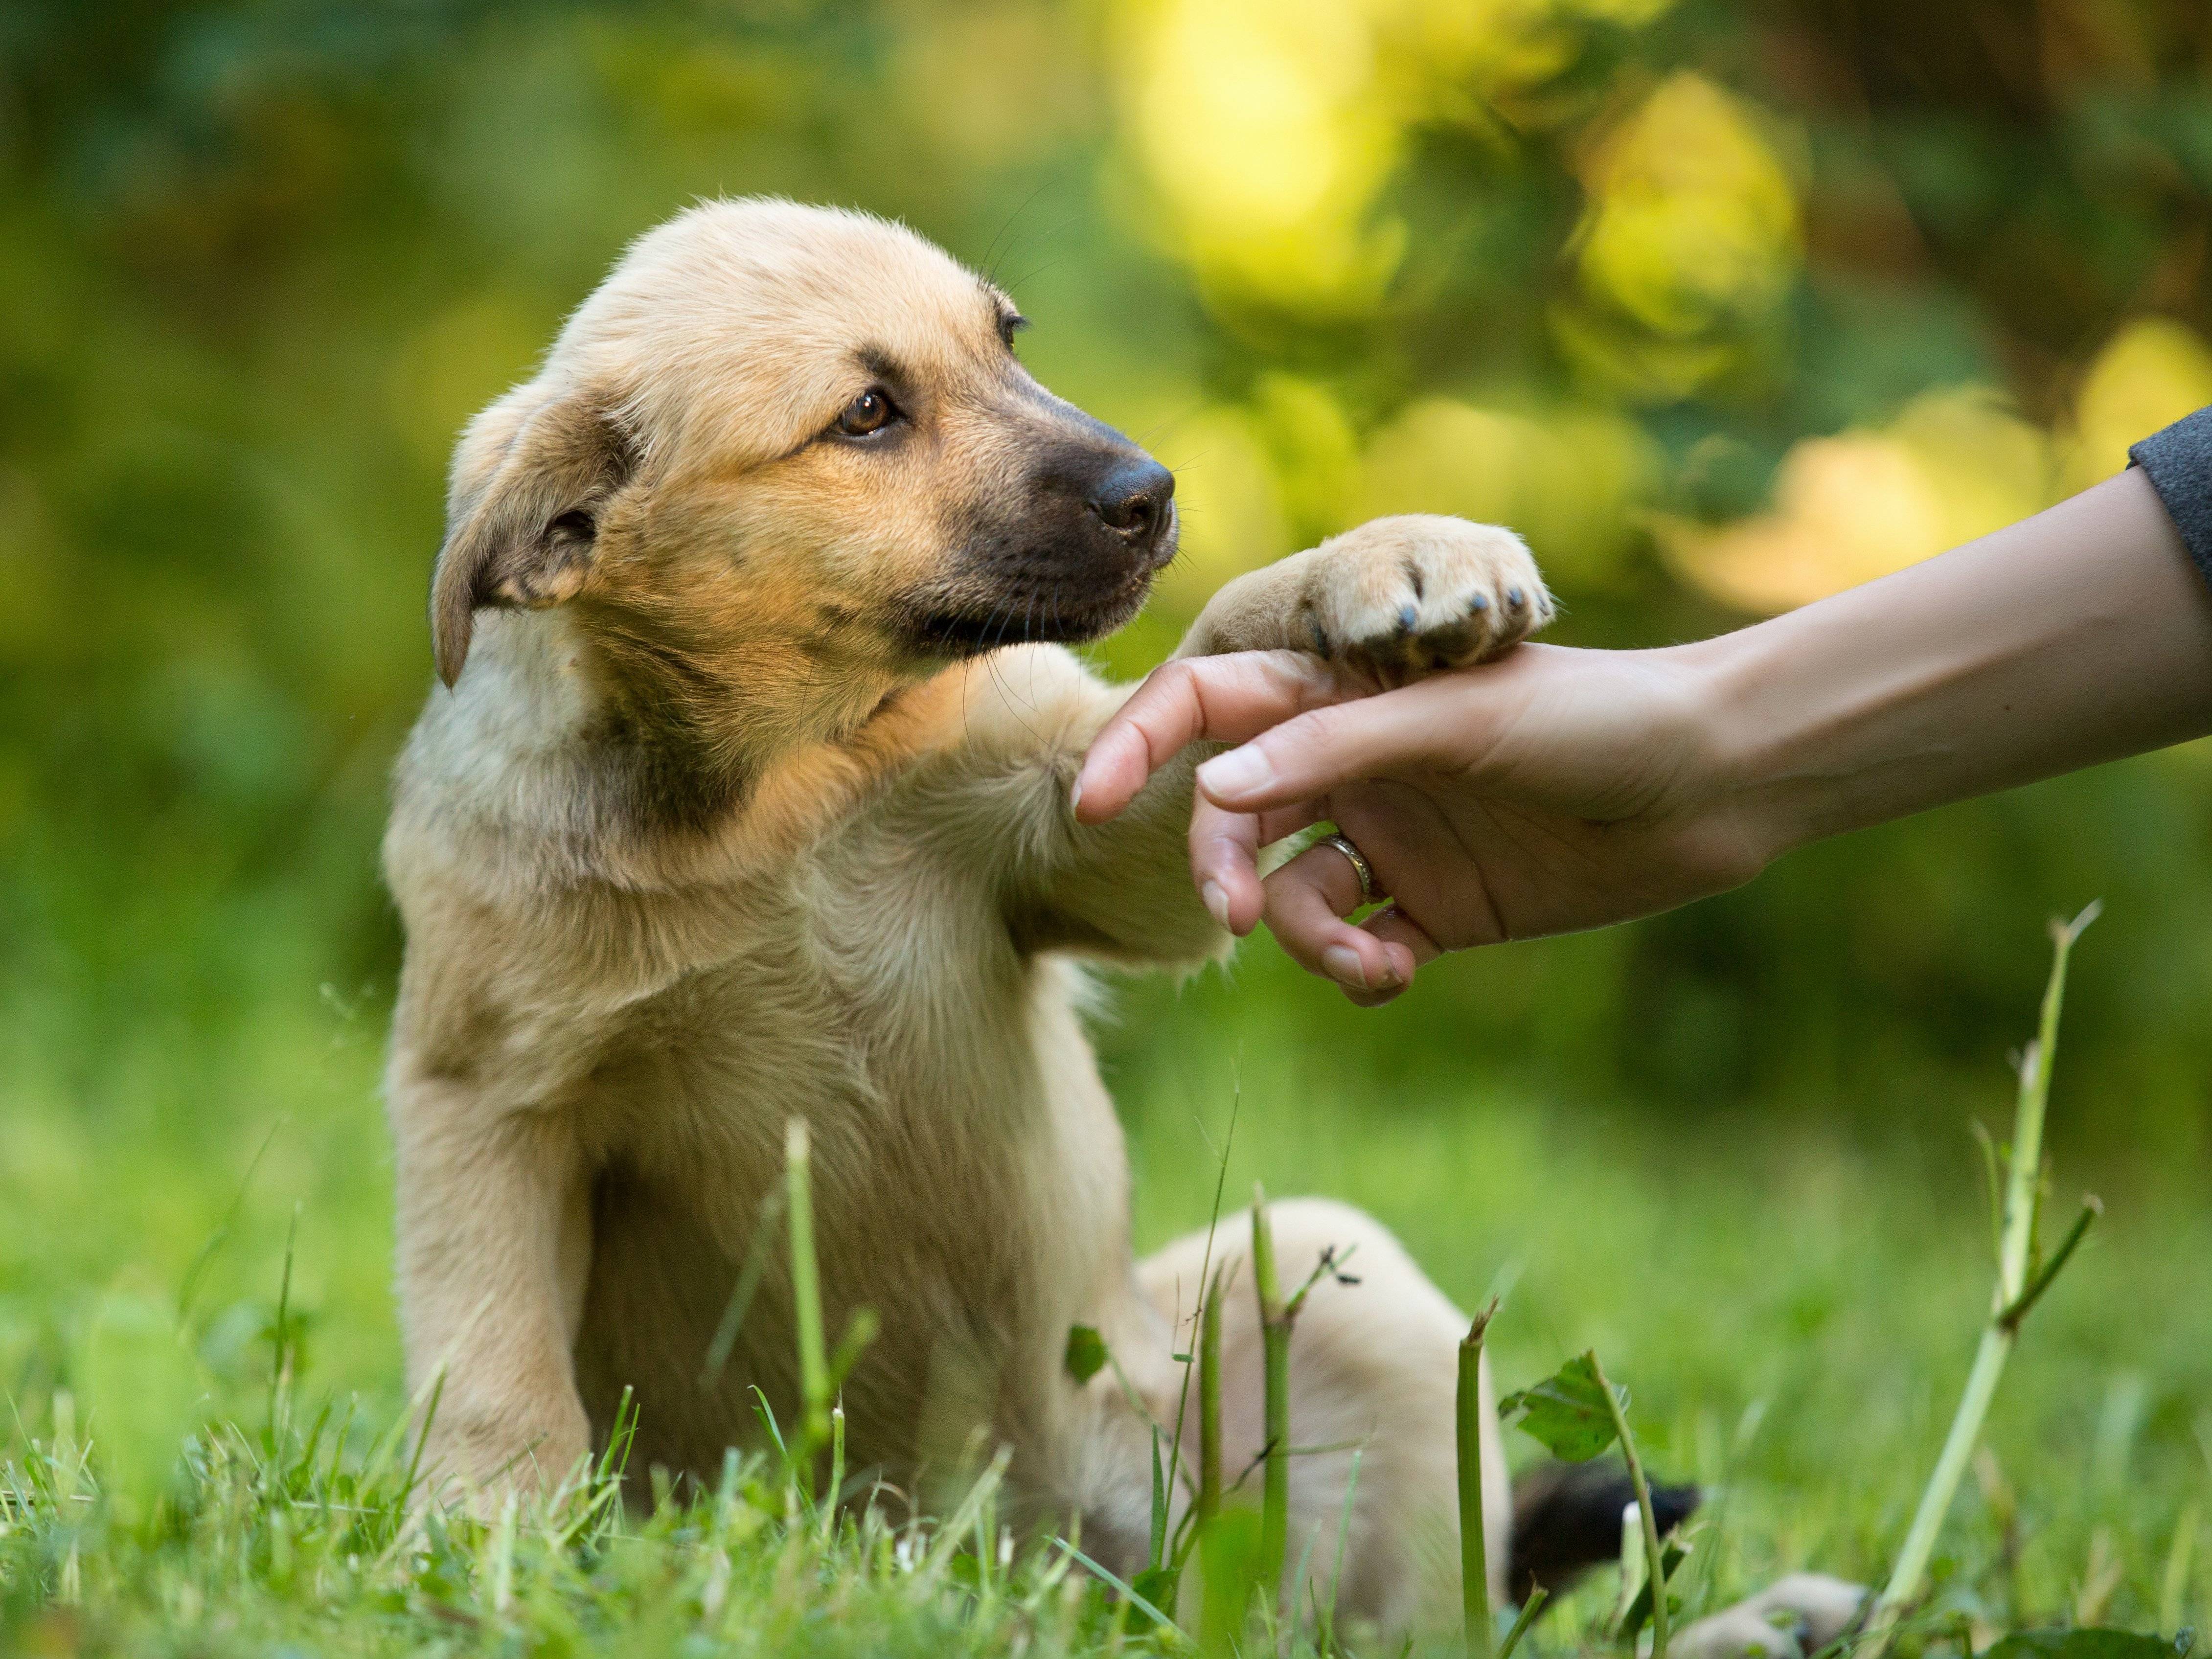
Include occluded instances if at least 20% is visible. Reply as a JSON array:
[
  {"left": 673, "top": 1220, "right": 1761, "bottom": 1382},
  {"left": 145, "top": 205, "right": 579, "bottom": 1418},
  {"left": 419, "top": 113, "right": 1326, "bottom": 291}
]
[{"left": 430, "top": 386, "right": 637, "bottom": 688}]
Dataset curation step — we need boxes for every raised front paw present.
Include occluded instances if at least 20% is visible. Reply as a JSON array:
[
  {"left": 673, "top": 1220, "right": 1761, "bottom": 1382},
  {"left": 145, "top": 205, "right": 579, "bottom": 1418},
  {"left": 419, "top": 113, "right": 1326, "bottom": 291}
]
[
  {"left": 1182, "top": 512, "right": 1552, "bottom": 678},
  {"left": 1292, "top": 514, "right": 1551, "bottom": 683}
]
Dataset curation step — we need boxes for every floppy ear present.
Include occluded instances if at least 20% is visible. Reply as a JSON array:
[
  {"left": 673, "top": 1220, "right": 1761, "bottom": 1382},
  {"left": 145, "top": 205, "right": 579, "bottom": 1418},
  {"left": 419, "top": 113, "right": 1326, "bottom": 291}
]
[{"left": 430, "top": 386, "right": 638, "bottom": 688}]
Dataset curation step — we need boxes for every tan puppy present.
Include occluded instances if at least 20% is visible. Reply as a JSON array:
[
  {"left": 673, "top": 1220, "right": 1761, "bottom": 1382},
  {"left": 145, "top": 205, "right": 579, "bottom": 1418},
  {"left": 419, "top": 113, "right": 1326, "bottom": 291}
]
[{"left": 384, "top": 199, "right": 1854, "bottom": 1650}]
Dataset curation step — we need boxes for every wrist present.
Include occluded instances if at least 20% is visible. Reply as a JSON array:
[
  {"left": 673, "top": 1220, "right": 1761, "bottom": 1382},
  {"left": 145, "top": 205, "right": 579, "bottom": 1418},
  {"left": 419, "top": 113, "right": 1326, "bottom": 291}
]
[{"left": 1675, "top": 620, "right": 1837, "bottom": 865}]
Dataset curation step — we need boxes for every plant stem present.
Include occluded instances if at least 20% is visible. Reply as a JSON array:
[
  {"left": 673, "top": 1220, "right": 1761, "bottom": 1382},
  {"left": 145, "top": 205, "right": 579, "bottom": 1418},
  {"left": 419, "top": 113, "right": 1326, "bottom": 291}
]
[
  {"left": 824, "top": 1402, "right": 845, "bottom": 1539},
  {"left": 1998, "top": 1197, "right": 2101, "bottom": 1331},
  {"left": 1866, "top": 904, "right": 2099, "bottom": 1649},
  {"left": 1459, "top": 1300, "right": 1500, "bottom": 1659},
  {"left": 268, "top": 1204, "right": 299, "bottom": 1437},
  {"left": 1590, "top": 1349, "right": 1667, "bottom": 1659},
  {"left": 1199, "top": 1260, "right": 1226, "bottom": 1529},
  {"left": 1159, "top": 1433, "right": 1177, "bottom": 1575},
  {"left": 1252, "top": 1184, "right": 1289, "bottom": 1604},
  {"left": 785, "top": 1118, "right": 830, "bottom": 1490},
  {"left": 1498, "top": 1586, "right": 1549, "bottom": 1659}
]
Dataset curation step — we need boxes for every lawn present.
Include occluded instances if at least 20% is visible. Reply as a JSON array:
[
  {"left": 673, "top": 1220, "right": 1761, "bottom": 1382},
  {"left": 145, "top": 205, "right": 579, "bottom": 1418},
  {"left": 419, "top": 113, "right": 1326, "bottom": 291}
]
[
  {"left": 10, "top": 1, "right": 2212, "bottom": 1652},
  {"left": 3, "top": 913, "right": 2206, "bottom": 1657}
]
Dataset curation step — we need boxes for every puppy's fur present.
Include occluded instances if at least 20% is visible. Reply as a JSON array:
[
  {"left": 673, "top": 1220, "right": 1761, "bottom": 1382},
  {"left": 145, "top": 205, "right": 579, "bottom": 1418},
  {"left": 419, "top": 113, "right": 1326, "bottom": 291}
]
[{"left": 385, "top": 200, "right": 1849, "bottom": 1648}]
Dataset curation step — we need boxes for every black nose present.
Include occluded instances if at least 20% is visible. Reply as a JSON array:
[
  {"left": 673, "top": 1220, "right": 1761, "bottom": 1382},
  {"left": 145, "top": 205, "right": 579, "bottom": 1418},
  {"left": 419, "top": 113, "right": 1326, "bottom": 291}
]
[{"left": 1087, "top": 457, "right": 1176, "bottom": 558}]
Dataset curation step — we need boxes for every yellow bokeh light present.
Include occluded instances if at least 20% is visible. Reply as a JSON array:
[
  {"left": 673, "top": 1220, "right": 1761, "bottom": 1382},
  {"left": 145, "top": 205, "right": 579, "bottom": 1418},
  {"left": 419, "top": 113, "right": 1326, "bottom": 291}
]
[
  {"left": 1365, "top": 0, "right": 1572, "bottom": 114},
  {"left": 1110, "top": 0, "right": 1681, "bottom": 309},
  {"left": 1146, "top": 384, "right": 1661, "bottom": 624},
  {"left": 1661, "top": 388, "right": 2049, "bottom": 614},
  {"left": 1115, "top": 0, "right": 1403, "bottom": 307},
  {"left": 1358, "top": 396, "right": 1656, "bottom": 584},
  {"left": 1574, "top": 72, "right": 1801, "bottom": 341},
  {"left": 2059, "top": 316, "right": 2212, "bottom": 494}
]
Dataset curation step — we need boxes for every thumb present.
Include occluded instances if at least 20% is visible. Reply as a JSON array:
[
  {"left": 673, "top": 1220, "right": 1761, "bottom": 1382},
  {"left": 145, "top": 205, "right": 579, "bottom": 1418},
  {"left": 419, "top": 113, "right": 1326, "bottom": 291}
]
[{"left": 1194, "top": 674, "right": 1470, "bottom": 811}]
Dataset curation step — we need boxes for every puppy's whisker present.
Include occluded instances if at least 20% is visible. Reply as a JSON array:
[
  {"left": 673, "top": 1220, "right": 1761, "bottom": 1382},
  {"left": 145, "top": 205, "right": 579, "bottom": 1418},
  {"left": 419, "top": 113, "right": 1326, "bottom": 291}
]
[
  {"left": 994, "top": 208, "right": 1081, "bottom": 295},
  {"left": 981, "top": 179, "right": 1055, "bottom": 287},
  {"left": 1131, "top": 400, "right": 1208, "bottom": 450},
  {"left": 1002, "top": 596, "right": 1052, "bottom": 730},
  {"left": 1003, "top": 255, "right": 1069, "bottom": 293}
]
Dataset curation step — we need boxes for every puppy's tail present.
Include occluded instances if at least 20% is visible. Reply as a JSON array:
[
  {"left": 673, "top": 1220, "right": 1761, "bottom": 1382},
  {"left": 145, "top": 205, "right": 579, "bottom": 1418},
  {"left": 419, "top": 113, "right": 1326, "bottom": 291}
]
[{"left": 1507, "top": 1459, "right": 1700, "bottom": 1602}]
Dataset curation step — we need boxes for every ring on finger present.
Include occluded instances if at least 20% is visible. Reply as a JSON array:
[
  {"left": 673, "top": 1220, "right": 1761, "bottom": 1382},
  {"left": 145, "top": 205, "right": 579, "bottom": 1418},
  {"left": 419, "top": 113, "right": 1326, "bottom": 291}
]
[{"left": 1318, "top": 833, "right": 1380, "bottom": 908}]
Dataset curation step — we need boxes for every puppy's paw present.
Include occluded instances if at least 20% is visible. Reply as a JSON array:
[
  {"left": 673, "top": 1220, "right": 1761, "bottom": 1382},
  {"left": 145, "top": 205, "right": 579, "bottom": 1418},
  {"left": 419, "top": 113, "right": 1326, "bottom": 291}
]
[
  {"left": 1295, "top": 514, "right": 1551, "bottom": 683},
  {"left": 1674, "top": 1573, "right": 1870, "bottom": 1659}
]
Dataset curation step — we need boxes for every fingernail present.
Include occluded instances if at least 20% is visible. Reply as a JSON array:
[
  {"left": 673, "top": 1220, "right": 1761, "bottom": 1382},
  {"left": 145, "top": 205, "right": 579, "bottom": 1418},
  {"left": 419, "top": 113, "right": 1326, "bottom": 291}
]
[
  {"left": 1201, "top": 880, "right": 1231, "bottom": 931},
  {"left": 1322, "top": 945, "right": 1368, "bottom": 989},
  {"left": 1070, "top": 779, "right": 1085, "bottom": 816},
  {"left": 1197, "top": 746, "right": 1273, "bottom": 799}
]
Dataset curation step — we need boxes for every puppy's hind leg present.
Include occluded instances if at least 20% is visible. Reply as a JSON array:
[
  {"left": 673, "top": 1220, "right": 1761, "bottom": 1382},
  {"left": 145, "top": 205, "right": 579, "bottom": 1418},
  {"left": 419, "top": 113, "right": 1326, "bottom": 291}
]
[{"left": 1138, "top": 1199, "right": 1512, "bottom": 1638}]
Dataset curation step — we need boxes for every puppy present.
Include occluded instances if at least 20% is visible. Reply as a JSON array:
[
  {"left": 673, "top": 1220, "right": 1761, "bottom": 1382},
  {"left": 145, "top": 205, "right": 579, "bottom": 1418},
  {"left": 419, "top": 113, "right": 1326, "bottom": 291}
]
[{"left": 384, "top": 199, "right": 1854, "bottom": 1650}]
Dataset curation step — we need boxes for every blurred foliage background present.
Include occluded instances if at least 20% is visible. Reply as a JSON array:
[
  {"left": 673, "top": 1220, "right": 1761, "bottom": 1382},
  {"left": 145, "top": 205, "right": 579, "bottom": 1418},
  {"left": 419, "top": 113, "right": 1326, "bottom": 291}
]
[{"left": 4, "top": 0, "right": 2212, "bottom": 1629}]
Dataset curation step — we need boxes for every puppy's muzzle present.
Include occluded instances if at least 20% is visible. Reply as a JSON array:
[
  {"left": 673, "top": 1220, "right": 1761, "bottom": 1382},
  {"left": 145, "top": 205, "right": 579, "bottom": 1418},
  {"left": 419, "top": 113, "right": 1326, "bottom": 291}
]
[{"left": 907, "top": 437, "right": 1180, "bottom": 657}]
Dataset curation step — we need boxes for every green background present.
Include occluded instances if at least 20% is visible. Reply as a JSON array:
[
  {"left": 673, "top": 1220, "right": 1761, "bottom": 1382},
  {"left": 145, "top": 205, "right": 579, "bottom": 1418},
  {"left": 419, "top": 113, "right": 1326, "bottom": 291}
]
[{"left": 4, "top": 0, "right": 2211, "bottom": 1636}]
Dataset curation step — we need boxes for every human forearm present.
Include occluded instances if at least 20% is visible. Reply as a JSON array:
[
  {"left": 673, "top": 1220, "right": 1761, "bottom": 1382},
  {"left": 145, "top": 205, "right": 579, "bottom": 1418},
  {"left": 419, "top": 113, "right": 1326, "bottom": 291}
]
[
  {"left": 1072, "top": 462, "right": 2212, "bottom": 1000},
  {"left": 1701, "top": 467, "right": 2212, "bottom": 858}
]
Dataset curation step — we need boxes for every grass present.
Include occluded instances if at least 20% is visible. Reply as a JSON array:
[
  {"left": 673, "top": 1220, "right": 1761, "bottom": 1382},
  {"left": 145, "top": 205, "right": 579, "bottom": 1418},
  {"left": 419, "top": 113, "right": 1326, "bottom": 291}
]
[{"left": 3, "top": 929, "right": 2211, "bottom": 1656}]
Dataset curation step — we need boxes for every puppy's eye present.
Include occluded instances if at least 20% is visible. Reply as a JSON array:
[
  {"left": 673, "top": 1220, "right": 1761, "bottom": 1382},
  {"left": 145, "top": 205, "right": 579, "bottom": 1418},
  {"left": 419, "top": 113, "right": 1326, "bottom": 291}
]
[{"left": 835, "top": 387, "right": 899, "bottom": 438}]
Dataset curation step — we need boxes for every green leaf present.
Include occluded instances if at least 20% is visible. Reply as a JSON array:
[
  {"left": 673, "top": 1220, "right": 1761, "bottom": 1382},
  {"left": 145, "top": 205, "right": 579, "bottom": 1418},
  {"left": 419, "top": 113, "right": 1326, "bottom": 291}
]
[
  {"left": 1984, "top": 1633, "right": 2193, "bottom": 1659},
  {"left": 1065, "top": 1323, "right": 1109, "bottom": 1386},
  {"left": 1497, "top": 1354, "right": 1624, "bottom": 1462}
]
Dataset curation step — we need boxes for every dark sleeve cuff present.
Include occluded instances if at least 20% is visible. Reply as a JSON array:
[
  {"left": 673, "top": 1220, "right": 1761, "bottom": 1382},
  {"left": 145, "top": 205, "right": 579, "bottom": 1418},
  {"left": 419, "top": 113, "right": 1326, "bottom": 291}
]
[{"left": 2129, "top": 406, "right": 2212, "bottom": 591}]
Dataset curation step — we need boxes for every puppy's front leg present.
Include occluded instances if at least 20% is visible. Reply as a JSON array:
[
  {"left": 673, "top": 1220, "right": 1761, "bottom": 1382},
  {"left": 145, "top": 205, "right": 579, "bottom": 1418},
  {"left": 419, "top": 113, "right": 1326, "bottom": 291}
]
[
  {"left": 388, "top": 1078, "right": 593, "bottom": 1506},
  {"left": 1177, "top": 513, "right": 1552, "bottom": 680}
]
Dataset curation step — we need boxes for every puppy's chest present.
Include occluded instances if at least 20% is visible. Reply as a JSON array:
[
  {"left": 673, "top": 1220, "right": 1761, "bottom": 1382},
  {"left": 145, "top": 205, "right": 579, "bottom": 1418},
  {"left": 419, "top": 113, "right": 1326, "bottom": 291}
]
[{"left": 579, "top": 830, "right": 1042, "bottom": 1172}]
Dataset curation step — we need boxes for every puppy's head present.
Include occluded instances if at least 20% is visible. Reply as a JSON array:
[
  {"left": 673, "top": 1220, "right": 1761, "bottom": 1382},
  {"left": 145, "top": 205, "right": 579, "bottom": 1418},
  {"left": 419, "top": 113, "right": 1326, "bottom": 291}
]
[{"left": 430, "top": 200, "right": 1177, "bottom": 720}]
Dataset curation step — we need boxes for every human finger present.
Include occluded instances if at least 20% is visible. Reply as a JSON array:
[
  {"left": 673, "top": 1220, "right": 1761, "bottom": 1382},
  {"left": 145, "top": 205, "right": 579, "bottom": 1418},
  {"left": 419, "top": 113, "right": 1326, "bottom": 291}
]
[
  {"left": 1362, "top": 904, "right": 1444, "bottom": 976},
  {"left": 1261, "top": 841, "right": 1417, "bottom": 1000},
  {"left": 1073, "top": 652, "right": 1350, "bottom": 824},
  {"left": 1190, "top": 797, "right": 1323, "bottom": 934},
  {"left": 1193, "top": 672, "right": 1480, "bottom": 815}
]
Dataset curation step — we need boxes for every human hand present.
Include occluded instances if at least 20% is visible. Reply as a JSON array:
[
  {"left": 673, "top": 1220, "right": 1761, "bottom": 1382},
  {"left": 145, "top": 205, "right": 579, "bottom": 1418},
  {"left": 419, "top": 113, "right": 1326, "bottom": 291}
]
[
  {"left": 1077, "top": 471, "right": 2212, "bottom": 1005},
  {"left": 1072, "top": 642, "right": 1775, "bottom": 1004}
]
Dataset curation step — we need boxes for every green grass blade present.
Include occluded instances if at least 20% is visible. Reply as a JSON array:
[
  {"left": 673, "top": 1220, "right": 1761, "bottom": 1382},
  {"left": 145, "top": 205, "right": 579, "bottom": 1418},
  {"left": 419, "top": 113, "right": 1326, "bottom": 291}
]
[{"left": 1459, "top": 1300, "right": 1499, "bottom": 1659}]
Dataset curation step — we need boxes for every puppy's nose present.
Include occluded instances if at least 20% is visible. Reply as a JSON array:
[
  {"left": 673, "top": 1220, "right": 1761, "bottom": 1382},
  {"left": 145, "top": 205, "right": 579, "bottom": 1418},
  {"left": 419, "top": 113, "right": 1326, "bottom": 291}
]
[{"left": 1087, "top": 457, "right": 1176, "bottom": 560}]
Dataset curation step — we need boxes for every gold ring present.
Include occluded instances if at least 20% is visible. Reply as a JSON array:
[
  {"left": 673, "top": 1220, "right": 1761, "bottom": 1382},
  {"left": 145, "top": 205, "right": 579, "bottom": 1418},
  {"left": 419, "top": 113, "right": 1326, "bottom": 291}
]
[{"left": 1318, "top": 833, "right": 1378, "bottom": 906}]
